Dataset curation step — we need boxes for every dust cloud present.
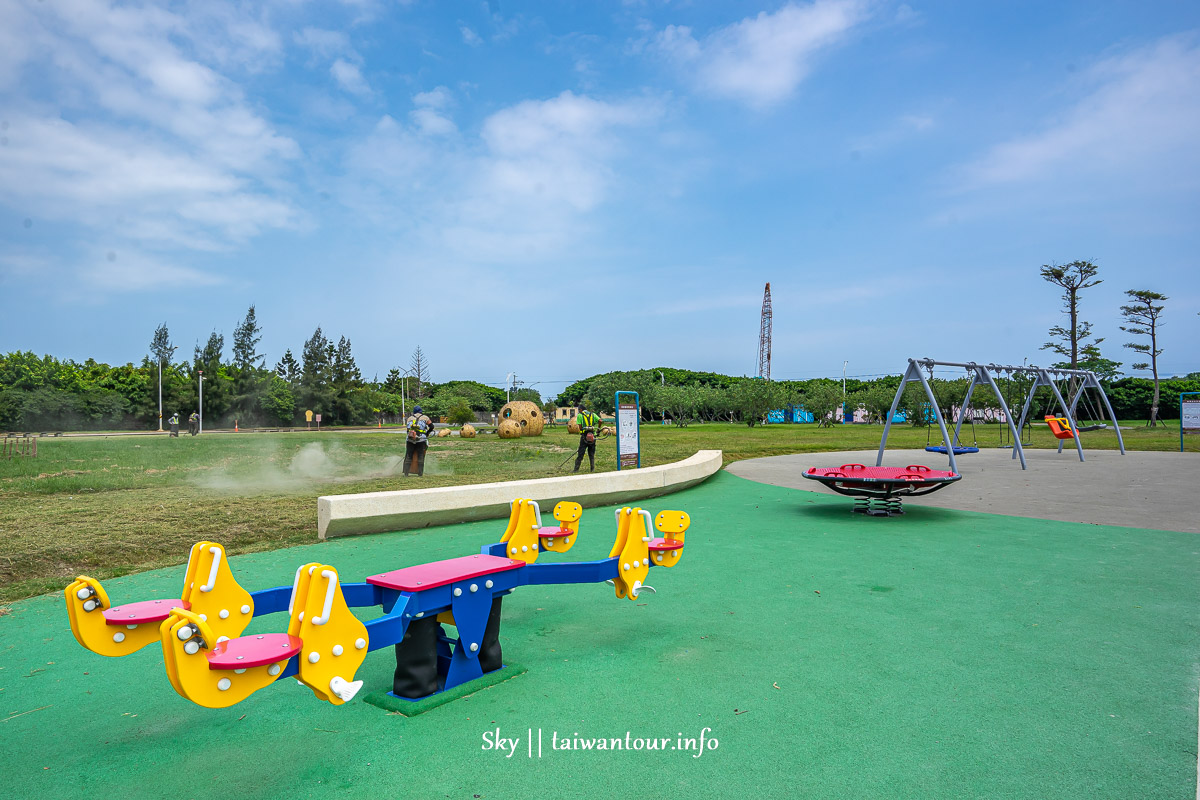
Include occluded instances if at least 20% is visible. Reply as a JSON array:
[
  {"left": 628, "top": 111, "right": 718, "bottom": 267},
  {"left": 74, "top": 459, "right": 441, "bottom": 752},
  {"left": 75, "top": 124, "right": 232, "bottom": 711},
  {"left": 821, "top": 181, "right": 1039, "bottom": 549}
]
[{"left": 193, "top": 441, "right": 447, "bottom": 493}]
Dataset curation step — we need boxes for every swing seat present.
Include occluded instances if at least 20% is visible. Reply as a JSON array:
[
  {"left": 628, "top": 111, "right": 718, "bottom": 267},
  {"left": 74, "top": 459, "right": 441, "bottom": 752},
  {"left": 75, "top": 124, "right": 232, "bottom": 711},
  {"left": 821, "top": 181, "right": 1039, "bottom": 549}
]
[
  {"left": 1076, "top": 424, "right": 1107, "bottom": 432},
  {"left": 924, "top": 445, "right": 979, "bottom": 455},
  {"left": 1044, "top": 416, "right": 1075, "bottom": 440}
]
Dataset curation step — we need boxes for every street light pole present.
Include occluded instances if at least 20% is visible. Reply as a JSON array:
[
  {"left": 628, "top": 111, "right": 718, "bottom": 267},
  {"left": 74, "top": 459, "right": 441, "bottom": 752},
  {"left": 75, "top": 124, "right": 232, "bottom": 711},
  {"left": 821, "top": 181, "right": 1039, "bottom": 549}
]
[
  {"left": 157, "top": 345, "right": 177, "bottom": 432},
  {"left": 198, "top": 370, "right": 204, "bottom": 434},
  {"left": 842, "top": 360, "right": 848, "bottom": 424}
]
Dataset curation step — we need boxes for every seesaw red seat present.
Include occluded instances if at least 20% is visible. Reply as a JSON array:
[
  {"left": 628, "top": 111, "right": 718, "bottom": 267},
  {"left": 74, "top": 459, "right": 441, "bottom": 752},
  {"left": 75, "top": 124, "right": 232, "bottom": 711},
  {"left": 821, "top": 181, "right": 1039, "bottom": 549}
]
[
  {"left": 207, "top": 633, "right": 303, "bottom": 670},
  {"left": 367, "top": 554, "right": 524, "bottom": 592},
  {"left": 103, "top": 598, "right": 189, "bottom": 626},
  {"left": 647, "top": 538, "right": 685, "bottom": 551},
  {"left": 538, "top": 526, "right": 573, "bottom": 538}
]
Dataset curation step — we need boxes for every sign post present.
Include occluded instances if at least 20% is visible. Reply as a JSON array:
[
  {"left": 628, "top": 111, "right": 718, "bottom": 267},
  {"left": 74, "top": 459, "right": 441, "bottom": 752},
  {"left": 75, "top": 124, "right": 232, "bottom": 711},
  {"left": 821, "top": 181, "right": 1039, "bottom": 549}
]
[
  {"left": 315, "top": 413, "right": 322, "bottom": 432},
  {"left": 1181, "top": 392, "right": 1200, "bottom": 452},
  {"left": 615, "top": 391, "right": 640, "bottom": 470},
  {"left": 305, "top": 409, "right": 313, "bottom": 430}
]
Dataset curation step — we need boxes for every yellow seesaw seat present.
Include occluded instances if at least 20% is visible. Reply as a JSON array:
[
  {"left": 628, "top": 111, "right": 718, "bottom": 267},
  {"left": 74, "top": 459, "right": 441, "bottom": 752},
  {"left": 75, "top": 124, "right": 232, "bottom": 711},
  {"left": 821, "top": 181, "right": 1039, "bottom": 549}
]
[
  {"left": 608, "top": 508, "right": 690, "bottom": 600},
  {"left": 292, "top": 564, "right": 369, "bottom": 705},
  {"left": 159, "top": 561, "right": 369, "bottom": 709},
  {"left": 64, "top": 542, "right": 254, "bottom": 658},
  {"left": 538, "top": 501, "right": 582, "bottom": 554}
]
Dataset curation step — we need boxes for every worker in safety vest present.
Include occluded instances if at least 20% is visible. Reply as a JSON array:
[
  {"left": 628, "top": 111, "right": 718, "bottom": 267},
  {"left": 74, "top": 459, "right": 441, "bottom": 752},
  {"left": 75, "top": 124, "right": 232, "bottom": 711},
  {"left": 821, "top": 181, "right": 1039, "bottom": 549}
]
[
  {"left": 188, "top": 411, "right": 199, "bottom": 436},
  {"left": 404, "top": 405, "right": 435, "bottom": 477},
  {"left": 573, "top": 407, "right": 601, "bottom": 472},
  {"left": 168, "top": 412, "right": 180, "bottom": 437}
]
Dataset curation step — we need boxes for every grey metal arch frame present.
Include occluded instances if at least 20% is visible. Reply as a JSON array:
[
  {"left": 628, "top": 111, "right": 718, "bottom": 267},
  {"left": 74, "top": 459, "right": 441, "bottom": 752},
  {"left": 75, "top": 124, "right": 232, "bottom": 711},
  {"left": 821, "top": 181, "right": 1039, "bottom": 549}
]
[
  {"left": 1009, "top": 366, "right": 1125, "bottom": 461},
  {"left": 874, "top": 359, "right": 1125, "bottom": 472},
  {"left": 876, "top": 359, "right": 1027, "bottom": 473}
]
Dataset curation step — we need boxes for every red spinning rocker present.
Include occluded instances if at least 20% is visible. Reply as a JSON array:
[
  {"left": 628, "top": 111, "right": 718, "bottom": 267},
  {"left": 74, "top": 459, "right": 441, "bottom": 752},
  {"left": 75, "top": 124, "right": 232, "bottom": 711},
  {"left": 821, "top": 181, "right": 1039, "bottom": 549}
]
[{"left": 802, "top": 463, "right": 961, "bottom": 516}]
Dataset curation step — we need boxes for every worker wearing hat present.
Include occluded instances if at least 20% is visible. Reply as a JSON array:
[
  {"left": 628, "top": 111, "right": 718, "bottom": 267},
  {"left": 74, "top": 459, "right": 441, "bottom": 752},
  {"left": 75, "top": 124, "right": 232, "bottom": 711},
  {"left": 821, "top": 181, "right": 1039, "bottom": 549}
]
[{"left": 404, "top": 405, "right": 435, "bottom": 477}]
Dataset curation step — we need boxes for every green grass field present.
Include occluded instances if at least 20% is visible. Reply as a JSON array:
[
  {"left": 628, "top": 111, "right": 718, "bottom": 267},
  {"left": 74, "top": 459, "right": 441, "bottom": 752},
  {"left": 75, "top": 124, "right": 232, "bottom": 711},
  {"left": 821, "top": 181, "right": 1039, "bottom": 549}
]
[
  {"left": 2, "top": 472, "right": 1196, "bottom": 799},
  {"left": 0, "top": 421, "right": 1190, "bottom": 602}
]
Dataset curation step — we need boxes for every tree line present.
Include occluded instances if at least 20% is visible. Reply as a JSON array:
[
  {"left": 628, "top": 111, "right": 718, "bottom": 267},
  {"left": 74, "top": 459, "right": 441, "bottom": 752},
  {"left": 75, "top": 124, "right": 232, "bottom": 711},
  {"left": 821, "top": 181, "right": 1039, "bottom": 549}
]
[
  {"left": 0, "top": 306, "right": 532, "bottom": 431},
  {"left": 559, "top": 367, "right": 1199, "bottom": 428}
]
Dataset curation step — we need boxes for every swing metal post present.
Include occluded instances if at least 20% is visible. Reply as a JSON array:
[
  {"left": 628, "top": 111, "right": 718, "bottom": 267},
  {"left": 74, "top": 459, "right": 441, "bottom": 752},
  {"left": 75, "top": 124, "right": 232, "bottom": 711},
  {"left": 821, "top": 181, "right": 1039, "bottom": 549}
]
[
  {"left": 1042, "top": 368, "right": 1086, "bottom": 462},
  {"left": 1091, "top": 373, "right": 1126, "bottom": 454},
  {"left": 876, "top": 360, "right": 916, "bottom": 467},
  {"left": 981, "top": 364, "right": 1027, "bottom": 469},
  {"left": 1012, "top": 376, "right": 1041, "bottom": 461},
  {"left": 1065, "top": 374, "right": 1126, "bottom": 455},
  {"left": 913, "top": 359, "right": 958, "bottom": 473}
]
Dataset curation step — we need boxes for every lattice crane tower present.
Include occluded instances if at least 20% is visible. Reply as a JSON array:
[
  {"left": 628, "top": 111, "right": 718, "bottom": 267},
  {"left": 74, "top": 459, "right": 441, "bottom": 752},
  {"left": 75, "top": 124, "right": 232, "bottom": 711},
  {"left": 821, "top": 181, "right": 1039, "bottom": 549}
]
[{"left": 757, "top": 282, "right": 773, "bottom": 380}]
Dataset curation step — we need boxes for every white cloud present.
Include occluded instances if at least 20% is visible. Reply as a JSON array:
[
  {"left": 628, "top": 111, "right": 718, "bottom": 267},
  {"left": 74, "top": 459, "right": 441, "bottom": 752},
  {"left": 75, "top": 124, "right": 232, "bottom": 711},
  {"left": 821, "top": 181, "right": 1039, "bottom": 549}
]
[
  {"left": 339, "top": 91, "right": 666, "bottom": 263},
  {"left": 0, "top": 0, "right": 301, "bottom": 290},
  {"left": 409, "top": 86, "right": 457, "bottom": 134},
  {"left": 77, "top": 250, "right": 227, "bottom": 292},
  {"left": 850, "top": 112, "right": 935, "bottom": 154},
  {"left": 331, "top": 58, "right": 371, "bottom": 96},
  {"left": 411, "top": 109, "right": 457, "bottom": 136},
  {"left": 414, "top": 87, "right": 453, "bottom": 109},
  {"left": 294, "top": 27, "right": 353, "bottom": 59},
  {"left": 655, "top": 0, "right": 869, "bottom": 109},
  {"left": 460, "top": 25, "right": 483, "bottom": 46},
  {"left": 958, "top": 34, "right": 1200, "bottom": 192}
]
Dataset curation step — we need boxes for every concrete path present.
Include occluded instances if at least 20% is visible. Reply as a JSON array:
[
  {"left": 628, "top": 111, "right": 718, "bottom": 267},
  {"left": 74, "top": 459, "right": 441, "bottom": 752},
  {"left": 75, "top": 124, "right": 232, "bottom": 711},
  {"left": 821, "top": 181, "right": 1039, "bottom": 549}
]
[{"left": 726, "top": 447, "right": 1200, "bottom": 533}]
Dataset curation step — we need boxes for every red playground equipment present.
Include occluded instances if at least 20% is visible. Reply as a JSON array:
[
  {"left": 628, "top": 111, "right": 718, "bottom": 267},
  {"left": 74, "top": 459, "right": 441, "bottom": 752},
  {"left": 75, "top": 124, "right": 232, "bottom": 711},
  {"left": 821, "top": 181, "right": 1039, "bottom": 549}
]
[
  {"left": 1043, "top": 415, "right": 1075, "bottom": 440},
  {"left": 802, "top": 464, "right": 961, "bottom": 516},
  {"left": 63, "top": 498, "right": 691, "bottom": 710}
]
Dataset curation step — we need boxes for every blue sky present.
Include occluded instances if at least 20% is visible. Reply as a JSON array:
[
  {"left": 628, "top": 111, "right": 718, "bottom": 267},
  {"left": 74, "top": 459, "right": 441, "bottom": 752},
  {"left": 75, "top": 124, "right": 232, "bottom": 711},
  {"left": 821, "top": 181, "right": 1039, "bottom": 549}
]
[{"left": 1, "top": 0, "right": 1198, "bottom": 398}]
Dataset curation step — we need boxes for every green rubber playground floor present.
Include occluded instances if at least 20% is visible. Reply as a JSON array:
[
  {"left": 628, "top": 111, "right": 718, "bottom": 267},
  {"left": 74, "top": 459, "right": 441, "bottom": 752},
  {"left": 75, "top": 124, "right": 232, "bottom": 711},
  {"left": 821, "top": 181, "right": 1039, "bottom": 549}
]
[{"left": 2, "top": 471, "right": 1197, "bottom": 799}]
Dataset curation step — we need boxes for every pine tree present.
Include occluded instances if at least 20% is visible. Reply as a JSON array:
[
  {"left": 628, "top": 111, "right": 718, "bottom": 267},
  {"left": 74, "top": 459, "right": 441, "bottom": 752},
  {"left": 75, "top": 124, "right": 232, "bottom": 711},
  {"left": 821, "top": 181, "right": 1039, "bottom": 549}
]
[
  {"left": 150, "top": 323, "right": 174, "bottom": 365},
  {"left": 232, "top": 305, "right": 264, "bottom": 371},
  {"left": 1040, "top": 261, "right": 1103, "bottom": 368},
  {"left": 330, "top": 336, "right": 363, "bottom": 424},
  {"left": 299, "top": 327, "right": 333, "bottom": 416},
  {"left": 231, "top": 305, "right": 267, "bottom": 423},
  {"left": 410, "top": 345, "right": 430, "bottom": 399},
  {"left": 192, "top": 330, "right": 228, "bottom": 424},
  {"left": 275, "top": 349, "right": 301, "bottom": 384},
  {"left": 195, "top": 330, "right": 224, "bottom": 365},
  {"left": 149, "top": 323, "right": 176, "bottom": 428},
  {"left": 1120, "top": 290, "right": 1168, "bottom": 427}
]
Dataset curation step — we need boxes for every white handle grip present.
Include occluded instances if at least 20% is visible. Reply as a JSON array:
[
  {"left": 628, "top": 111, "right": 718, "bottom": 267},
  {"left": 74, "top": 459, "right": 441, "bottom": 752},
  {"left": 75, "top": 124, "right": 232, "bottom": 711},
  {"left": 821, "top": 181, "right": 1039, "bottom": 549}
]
[
  {"left": 199, "top": 546, "right": 221, "bottom": 592},
  {"left": 313, "top": 569, "right": 337, "bottom": 625},
  {"left": 287, "top": 565, "right": 303, "bottom": 614}
]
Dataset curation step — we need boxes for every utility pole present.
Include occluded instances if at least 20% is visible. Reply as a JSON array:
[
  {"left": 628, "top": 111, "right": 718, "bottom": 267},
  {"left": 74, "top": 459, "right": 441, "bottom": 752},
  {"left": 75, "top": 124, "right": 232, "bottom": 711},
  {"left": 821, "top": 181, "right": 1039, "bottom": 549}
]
[
  {"left": 157, "top": 345, "right": 177, "bottom": 431},
  {"left": 198, "top": 370, "right": 204, "bottom": 434},
  {"left": 842, "top": 360, "right": 848, "bottom": 424}
]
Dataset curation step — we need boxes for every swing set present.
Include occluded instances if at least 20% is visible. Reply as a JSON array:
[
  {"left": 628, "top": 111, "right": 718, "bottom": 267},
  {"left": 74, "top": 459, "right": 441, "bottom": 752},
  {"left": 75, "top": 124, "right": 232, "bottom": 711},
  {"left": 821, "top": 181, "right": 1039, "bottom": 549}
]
[
  {"left": 803, "top": 358, "right": 1125, "bottom": 516},
  {"left": 876, "top": 359, "right": 1125, "bottom": 472}
]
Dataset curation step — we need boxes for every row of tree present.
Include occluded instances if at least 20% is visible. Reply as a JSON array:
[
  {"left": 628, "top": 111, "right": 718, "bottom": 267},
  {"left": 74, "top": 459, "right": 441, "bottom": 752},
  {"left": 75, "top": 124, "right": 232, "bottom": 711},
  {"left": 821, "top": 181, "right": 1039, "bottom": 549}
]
[
  {"left": 0, "top": 307, "right": 541, "bottom": 431},
  {"left": 557, "top": 367, "right": 1200, "bottom": 428},
  {"left": 3, "top": 348, "right": 1194, "bottom": 432}
]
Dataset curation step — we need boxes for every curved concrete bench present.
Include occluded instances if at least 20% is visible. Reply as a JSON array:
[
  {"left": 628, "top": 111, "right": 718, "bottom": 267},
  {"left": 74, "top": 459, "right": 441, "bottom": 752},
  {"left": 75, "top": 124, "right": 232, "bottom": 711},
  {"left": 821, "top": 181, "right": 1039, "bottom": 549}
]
[{"left": 318, "top": 449, "right": 722, "bottom": 540}]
